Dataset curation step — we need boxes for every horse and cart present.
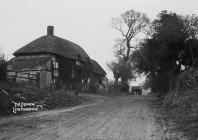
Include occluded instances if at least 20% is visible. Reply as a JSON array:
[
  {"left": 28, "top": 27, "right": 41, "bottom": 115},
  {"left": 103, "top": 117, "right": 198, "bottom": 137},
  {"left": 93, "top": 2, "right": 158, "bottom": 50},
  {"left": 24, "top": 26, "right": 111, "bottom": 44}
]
[{"left": 131, "top": 86, "right": 142, "bottom": 95}]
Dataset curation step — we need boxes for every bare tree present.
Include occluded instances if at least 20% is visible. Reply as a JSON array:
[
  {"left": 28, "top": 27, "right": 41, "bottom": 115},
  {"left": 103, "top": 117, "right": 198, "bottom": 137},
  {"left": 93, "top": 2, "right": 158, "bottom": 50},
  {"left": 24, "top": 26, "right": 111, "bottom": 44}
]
[{"left": 112, "top": 10, "right": 150, "bottom": 61}]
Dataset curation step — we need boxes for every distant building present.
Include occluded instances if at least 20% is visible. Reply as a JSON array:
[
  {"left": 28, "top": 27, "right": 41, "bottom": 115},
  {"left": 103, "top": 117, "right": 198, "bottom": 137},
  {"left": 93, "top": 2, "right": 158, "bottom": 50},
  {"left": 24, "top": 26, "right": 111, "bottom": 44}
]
[
  {"left": 89, "top": 59, "right": 107, "bottom": 92},
  {"left": 7, "top": 26, "right": 106, "bottom": 92}
]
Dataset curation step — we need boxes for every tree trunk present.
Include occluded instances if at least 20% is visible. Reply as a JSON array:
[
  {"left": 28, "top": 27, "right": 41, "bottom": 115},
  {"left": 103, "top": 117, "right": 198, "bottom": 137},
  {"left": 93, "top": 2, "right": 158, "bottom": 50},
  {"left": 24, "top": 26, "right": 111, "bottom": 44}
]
[
  {"left": 189, "top": 47, "right": 195, "bottom": 66},
  {"left": 168, "top": 70, "right": 177, "bottom": 92},
  {"left": 114, "top": 77, "right": 119, "bottom": 86},
  {"left": 121, "top": 76, "right": 127, "bottom": 85},
  {"left": 113, "top": 71, "right": 120, "bottom": 87},
  {"left": 126, "top": 40, "right": 131, "bottom": 61}
]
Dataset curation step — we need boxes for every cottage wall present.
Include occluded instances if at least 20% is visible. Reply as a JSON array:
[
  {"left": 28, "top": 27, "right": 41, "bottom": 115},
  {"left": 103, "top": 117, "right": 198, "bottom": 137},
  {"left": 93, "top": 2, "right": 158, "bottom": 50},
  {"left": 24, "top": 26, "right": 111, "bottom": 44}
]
[
  {"left": 40, "top": 71, "right": 52, "bottom": 88},
  {"left": 8, "top": 53, "right": 106, "bottom": 92},
  {"left": 88, "top": 73, "right": 106, "bottom": 92}
]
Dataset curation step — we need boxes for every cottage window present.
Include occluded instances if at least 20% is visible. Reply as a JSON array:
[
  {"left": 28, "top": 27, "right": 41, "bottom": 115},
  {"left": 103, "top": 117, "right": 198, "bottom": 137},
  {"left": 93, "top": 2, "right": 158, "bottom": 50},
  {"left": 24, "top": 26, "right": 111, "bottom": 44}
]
[
  {"left": 55, "top": 62, "right": 58, "bottom": 69},
  {"left": 54, "top": 69, "right": 58, "bottom": 77},
  {"left": 53, "top": 61, "right": 59, "bottom": 69},
  {"left": 76, "top": 61, "right": 81, "bottom": 66}
]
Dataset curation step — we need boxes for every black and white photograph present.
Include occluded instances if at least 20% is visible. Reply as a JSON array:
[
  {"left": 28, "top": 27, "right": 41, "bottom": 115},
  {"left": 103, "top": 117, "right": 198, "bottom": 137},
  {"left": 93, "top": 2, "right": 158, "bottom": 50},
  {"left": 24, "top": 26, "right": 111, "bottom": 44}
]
[{"left": 0, "top": 0, "right": 198, "bottom": 139}]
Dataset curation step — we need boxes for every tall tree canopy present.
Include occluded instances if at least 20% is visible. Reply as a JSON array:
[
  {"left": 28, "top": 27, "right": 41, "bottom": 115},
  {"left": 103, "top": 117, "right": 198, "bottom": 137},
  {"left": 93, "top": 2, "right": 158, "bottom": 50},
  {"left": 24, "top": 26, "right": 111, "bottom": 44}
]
[
  {"left": 0, "top": 51, "right": 7, "bottom": 81},
  {"left": 132, "top": 11, "right": 198, "bottom": 93},
  {"left": 112, "top": 10, "right": 150, "bottom": 61}
]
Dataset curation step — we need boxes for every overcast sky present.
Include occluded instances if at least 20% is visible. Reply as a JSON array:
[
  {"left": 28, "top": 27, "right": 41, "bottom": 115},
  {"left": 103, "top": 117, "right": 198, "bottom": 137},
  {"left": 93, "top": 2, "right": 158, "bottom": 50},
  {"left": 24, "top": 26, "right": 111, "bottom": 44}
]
[{"left": 0, "top": 0, "right": 198, "bottom": 81}]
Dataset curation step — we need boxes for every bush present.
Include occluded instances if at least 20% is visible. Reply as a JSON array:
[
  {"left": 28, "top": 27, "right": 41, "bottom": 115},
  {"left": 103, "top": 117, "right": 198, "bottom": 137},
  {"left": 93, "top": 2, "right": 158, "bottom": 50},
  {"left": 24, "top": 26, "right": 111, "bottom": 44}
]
[
  {"left": 176, "top": 68, "right": 198, "bottom": 95},
  {"left": 0, "top": 57, "right": 7, "bottom": 81},
  {"left": 163, "top": 68, "right": 198, "bottom": 109},
  {"left": 152, "top": 73, "right": 169, "bottom": 94}
]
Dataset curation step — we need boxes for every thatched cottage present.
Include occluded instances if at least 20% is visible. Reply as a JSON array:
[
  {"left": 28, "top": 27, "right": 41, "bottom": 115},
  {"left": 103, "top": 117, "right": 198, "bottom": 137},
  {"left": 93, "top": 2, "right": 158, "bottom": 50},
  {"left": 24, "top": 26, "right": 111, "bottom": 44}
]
[{"left": 7, "top": 26, "right": 106, "bottom": 92}]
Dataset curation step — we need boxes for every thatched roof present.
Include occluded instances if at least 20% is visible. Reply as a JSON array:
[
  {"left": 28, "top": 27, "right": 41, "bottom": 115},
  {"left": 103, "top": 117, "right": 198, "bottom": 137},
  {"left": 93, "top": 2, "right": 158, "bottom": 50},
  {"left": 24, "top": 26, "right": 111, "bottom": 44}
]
[
  {"left": 90, "top": 59, "right": 106, "bottom": 76},
  {"left": 11, "top": 26, "right": 107, "bottom": 76},
  {"left": 13, "top": 26, "right": 90, "bottom": 61},
  {"left": 8, "top": 56, "right": 51, "bottom": 71}
]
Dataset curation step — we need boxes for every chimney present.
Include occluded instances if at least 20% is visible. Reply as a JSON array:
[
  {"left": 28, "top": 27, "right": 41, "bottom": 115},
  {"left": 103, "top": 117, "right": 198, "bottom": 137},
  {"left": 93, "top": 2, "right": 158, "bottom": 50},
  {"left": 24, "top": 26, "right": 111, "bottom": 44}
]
[{"left": 47, "top": 26, "right": 54, "bottom": 35}]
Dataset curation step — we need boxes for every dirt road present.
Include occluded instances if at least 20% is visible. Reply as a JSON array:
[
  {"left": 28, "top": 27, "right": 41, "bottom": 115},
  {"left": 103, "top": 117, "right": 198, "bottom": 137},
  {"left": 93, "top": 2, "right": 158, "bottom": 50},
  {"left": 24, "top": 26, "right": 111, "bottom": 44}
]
[{"left": 0, "top": 95, "right": 168, "bottom": 140}]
